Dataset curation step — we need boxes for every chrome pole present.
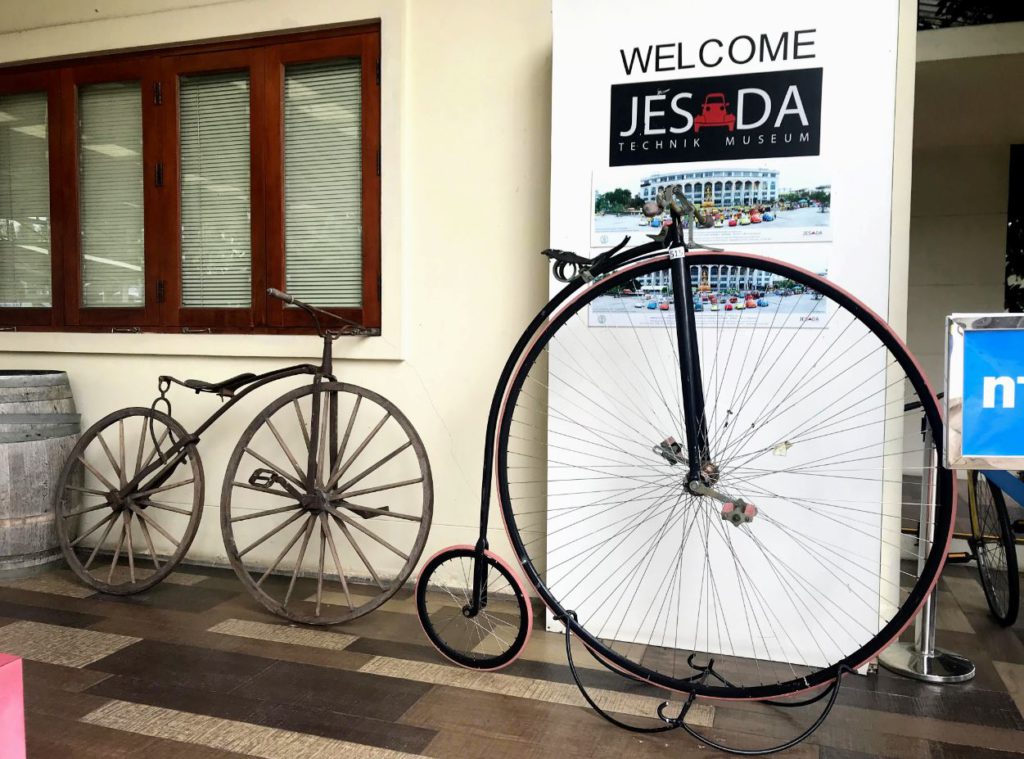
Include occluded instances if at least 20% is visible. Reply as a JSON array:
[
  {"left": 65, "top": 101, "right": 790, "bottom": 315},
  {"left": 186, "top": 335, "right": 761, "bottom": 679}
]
[{"left": 878, "top": 426, "right": 975, "bottom": 683}]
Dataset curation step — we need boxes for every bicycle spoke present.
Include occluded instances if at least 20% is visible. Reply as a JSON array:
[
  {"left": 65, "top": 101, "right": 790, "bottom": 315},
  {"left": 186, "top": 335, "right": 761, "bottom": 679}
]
[
  {"left": 325, "top": 412, "right": 390, "bottom": 490},
  {"left": 325, "top": 504, "right": 409, "bottom": 561},
  {"left": 315, "top": 522, "right": 327, "bottom": 615},
  {"left": 342, "top": 476, "right": 423, "bottom": 499},
  {"left": 238, "top": 509, "right": 306, "bottom": 558},
  {"left": 265, "top": 418, "right": 306, "bottom": 482},
  {"left": 283, "top": 517, "right": 316, "bottom": 607},
  {"left": 137, "top": 514, "right": 162, "bottom": 570},
  {"left": 124, "top": 511, "right": 136, "bottom": 584},
  {"left": 230, "top": 503, "right": 303, "bottom": 523},
  {"left": 71, "top": 510, "right": 116, "bottom": 547},
  {"left": 78, "top": 455, "right": 119, "bottom": 492},
  {"left": 257, "top": 517, "right": 311, "bottom": 587},
  {"left": 128, "top": 503, "right": 180, "bottom": 549},
  {"left": 332, "top": 512, "right": 384, "bottom": 590},
  {"left": 82, "top": 515, "right": 119, "bottom": 570},
  {"left": 65, "top": 485, "right": 109, "bottom": 497},
  {"left": 107, "top": 519, "right": 127, "bottom": 583},
  {"left": 321, "top": 512, "right": 353, "bottom": 608},
  {"left": 137, "top": 499, "right": 192, "bottom": 516},
  {"left": 336, "top": 441, "right": 412, "bottom": 494},
  {"left": 134, "top": 478, "right": 195, "bottom": 498},
  {"left": 63, "top": 501, "right": 114, "bottom": 518}
]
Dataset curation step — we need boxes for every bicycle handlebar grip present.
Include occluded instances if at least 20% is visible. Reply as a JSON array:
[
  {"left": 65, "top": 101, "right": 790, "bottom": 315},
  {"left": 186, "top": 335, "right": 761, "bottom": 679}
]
[{"left": 267, "top": 288, "right": 295, "bottom": 304}]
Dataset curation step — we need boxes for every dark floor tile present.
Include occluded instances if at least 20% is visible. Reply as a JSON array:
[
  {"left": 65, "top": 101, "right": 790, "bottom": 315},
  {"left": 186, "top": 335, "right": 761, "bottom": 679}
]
[
  {"left": 27, "top": 712, "right": 252, "bottom": 759},
  {"left": 251, "top": 701, "right": 435, "bottom": 753},
  {"left": 22, "top": 659, "right": 113, "bottom": 693},
  {"left": 816, "top": 748, "right": 879, "bottom": 759},
  {"left": 85, "top": 672, "right": 437, "bottom": 753},
  {"left": 94, "top": 583, "right": 238, "bottom": 613},
  {"left": 820, "top": 742, "right": 1024, "bottom": 759},
  {"left": 24, "top": 679, "right": 113, "bottom": 721},
  {"left": 86, "top": 674, "right": 257, "bottom": 722},
  {"left": 834, "top": 683, "right": 1024, "bottom": 731},
  {"left": 0, "top": 598, "right": 104, "bottom": 629},
  {"left": 347, "top": 634, "right": 655, "bottom": 693},
  {"left": 86, "top": 639, "right": 275, "bottom": 693},
  {"left": 242, "top": 658, "right": 432, "bottom": 722}
]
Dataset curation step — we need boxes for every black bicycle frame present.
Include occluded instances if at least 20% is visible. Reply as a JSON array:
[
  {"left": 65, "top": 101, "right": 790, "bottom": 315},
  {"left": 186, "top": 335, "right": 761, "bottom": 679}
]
[
  {"left": 466, "top": 237, "right": 710, "bottom": 614},
  {"left": 126, "top": 335, "right": 339, "bottom": 500},
  {"left": 669, "top": 251, "right": 711, "bottom": 483}
]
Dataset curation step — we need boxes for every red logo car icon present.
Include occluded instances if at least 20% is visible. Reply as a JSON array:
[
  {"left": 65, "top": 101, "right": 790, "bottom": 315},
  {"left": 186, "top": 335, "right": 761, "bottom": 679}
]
[{"left": 694, "top": 93, "right": 736, "bottom": 133}]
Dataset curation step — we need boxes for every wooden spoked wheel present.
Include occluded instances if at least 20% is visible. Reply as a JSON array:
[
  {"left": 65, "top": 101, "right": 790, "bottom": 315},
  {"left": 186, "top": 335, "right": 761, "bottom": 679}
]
[
  {"left": 54, "top": 407, "right": 205, "bottom": 594},
  {"left": 221, "top": 382, "right": 433, "bottom": 625}
]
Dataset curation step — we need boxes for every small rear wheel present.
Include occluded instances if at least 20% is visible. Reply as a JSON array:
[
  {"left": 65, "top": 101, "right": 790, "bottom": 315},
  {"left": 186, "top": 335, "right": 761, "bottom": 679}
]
[
  {"left": 969, "top": 472, "right": 1019, "bottom": 626},
  {"left": 54, "top": 407, "right": 204, "bottom": 594},
  {"left": 416, "top": 546, "right": 532, "bottom": 670}
]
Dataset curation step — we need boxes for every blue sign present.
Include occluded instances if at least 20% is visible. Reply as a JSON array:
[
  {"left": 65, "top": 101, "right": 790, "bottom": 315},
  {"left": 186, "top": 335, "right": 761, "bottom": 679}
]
[{"left": 961, "top": 329, "right": 1024, "bottom": 457}]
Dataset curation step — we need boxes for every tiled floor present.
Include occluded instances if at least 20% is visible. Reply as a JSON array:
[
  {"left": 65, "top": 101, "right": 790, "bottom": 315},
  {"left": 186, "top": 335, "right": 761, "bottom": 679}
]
[{"left": 1, "top": 562, "right": 1022, "bottom": 758}]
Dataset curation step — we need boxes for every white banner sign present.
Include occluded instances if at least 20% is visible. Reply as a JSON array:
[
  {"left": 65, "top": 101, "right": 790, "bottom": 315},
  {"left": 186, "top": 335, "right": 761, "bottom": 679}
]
[{"left": 547, "top": 0, "right": 903, "bottom": 656}]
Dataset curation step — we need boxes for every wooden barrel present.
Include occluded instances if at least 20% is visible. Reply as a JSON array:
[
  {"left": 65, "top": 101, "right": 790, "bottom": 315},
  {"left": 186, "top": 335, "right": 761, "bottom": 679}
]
[{"left": 0, "top": 371, "right": 80, "bottom": 576}]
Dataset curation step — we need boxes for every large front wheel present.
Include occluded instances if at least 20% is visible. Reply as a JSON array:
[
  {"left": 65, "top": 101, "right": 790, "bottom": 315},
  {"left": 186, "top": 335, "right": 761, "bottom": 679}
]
[
  {"left": 221, "top": 382, "right": 433, "bottom": 624},
  {"left": 497, "top": 251, "right": 954, "bottom": 700}
]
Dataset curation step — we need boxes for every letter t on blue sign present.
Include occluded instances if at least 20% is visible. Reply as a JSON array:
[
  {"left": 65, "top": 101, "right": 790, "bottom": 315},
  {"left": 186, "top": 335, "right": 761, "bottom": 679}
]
[{"left": 961, "top": 329, "right": 1024, "bottom": 457}]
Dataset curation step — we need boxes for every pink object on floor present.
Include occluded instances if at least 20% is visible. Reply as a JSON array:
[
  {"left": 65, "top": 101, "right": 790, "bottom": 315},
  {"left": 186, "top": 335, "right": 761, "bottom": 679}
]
[{"left": 0, "top": 653, "right": 25, "bottom": 759}]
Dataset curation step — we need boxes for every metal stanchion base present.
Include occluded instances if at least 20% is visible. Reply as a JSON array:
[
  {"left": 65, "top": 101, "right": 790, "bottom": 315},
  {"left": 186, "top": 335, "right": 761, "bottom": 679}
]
[{"left": 878, "top": 643, "right": 976, "bottom": 684}]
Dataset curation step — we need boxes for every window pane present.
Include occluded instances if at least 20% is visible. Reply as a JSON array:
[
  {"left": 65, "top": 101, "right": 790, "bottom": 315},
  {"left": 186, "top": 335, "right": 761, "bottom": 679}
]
[
  {"left": 0, "top": 91, "right": 51, "bottom": 308},
  {"left": 79, "top": 81, "right": 144, "bottom": 308},
  {"left": 284, "top": 58, "right": 362, "bottom": 308},
  {"left": 180, "top": 70, "right": 251, "bottom": 308}
]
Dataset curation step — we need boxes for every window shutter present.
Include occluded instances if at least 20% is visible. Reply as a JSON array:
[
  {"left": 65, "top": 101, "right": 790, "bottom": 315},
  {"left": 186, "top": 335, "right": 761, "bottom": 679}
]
[
  {"left": 284, "top": 58, "right": 363, "bottom": 308},
  {"left": 78, "top": 81, "right": 145, "bottom": 308},
  {"left": 179, "top": 71, "right": 251, "bottom": 308},
  {"left": 0, "top": 91, "right": 51, "bottom": 308}
]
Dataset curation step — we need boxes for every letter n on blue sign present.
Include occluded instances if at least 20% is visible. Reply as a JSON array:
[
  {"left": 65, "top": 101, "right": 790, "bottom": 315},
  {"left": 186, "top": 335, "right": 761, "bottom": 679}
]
[{"left": 962, "top": 329, "right": 1024, "bottom": 457}]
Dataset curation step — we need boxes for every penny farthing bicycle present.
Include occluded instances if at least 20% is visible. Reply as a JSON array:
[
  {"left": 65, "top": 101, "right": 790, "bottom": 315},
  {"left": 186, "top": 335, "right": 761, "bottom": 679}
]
[
  {"left": 416, "top": 233, "right": 954, "bottom": 749},
  {"left": 54, "top": 289, "right": 433, "bottom": 625}
]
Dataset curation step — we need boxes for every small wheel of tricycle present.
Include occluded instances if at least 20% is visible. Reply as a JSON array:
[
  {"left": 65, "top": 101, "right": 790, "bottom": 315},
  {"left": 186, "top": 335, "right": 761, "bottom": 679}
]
[
  {"left": 54, "top": 407, "right": 204, "bottom": 594},
  {"left": 416, "top": 545, "right": 532, "bottom": 670}
]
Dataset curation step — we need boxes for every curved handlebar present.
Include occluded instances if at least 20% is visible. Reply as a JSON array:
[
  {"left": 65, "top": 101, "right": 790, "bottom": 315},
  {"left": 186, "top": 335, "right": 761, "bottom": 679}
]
[
  {"left": 265, "top": 288, "right": 378, "bottom": 337},
  {"left": 267, "top": 288, "right": 296, "bottom": 304}
]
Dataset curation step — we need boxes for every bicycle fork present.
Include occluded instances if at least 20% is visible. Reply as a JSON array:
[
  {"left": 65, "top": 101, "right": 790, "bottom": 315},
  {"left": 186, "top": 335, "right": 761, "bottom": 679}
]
[{"left": 669, "top": 249, "right": 713, "bottom": 487}]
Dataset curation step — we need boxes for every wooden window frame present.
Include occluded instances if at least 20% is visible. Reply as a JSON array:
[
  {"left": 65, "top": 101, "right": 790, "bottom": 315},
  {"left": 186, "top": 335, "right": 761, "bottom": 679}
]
[
  {"left": 0, "top": 69, "right": 64, "bottom": 328},
  {"left": 61, "top": 58, "right": 163, "bottom": 329},
  {"left": 0, "top": 23, "right": 382, "bottom": 334},
  {"left": 160, "top": 49, "right": 266, "bottom": 331}
]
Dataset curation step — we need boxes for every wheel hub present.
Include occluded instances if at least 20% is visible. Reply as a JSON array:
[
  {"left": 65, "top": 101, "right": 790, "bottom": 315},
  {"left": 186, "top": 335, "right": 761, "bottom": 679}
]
[
  {"left": 701, "top": 462, "right": 720, "bottom": 486},
  {"left": 300, "top": 489, "right": 332, "bottom": 512}
]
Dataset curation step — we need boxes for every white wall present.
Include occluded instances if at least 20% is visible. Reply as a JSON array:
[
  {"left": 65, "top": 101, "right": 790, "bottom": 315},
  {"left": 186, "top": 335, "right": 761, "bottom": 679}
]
[
  {"left": 906, "top": 52, "right": 1024, "bottom": 387},
  {"left": 0, "top": 0, "right": 553, "bottom": 572}
]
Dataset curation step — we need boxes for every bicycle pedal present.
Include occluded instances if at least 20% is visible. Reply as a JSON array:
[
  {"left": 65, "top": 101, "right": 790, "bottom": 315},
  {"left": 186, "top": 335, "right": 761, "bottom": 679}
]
[
  {"left": 721, "top": 500, "right": 757, "bottom": 526},
  {"left": 654, "top": 437, "right": 684, "bottom": 465},
  {"left": 248, "top": 468, "right": 281, "bottom": 489}
]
